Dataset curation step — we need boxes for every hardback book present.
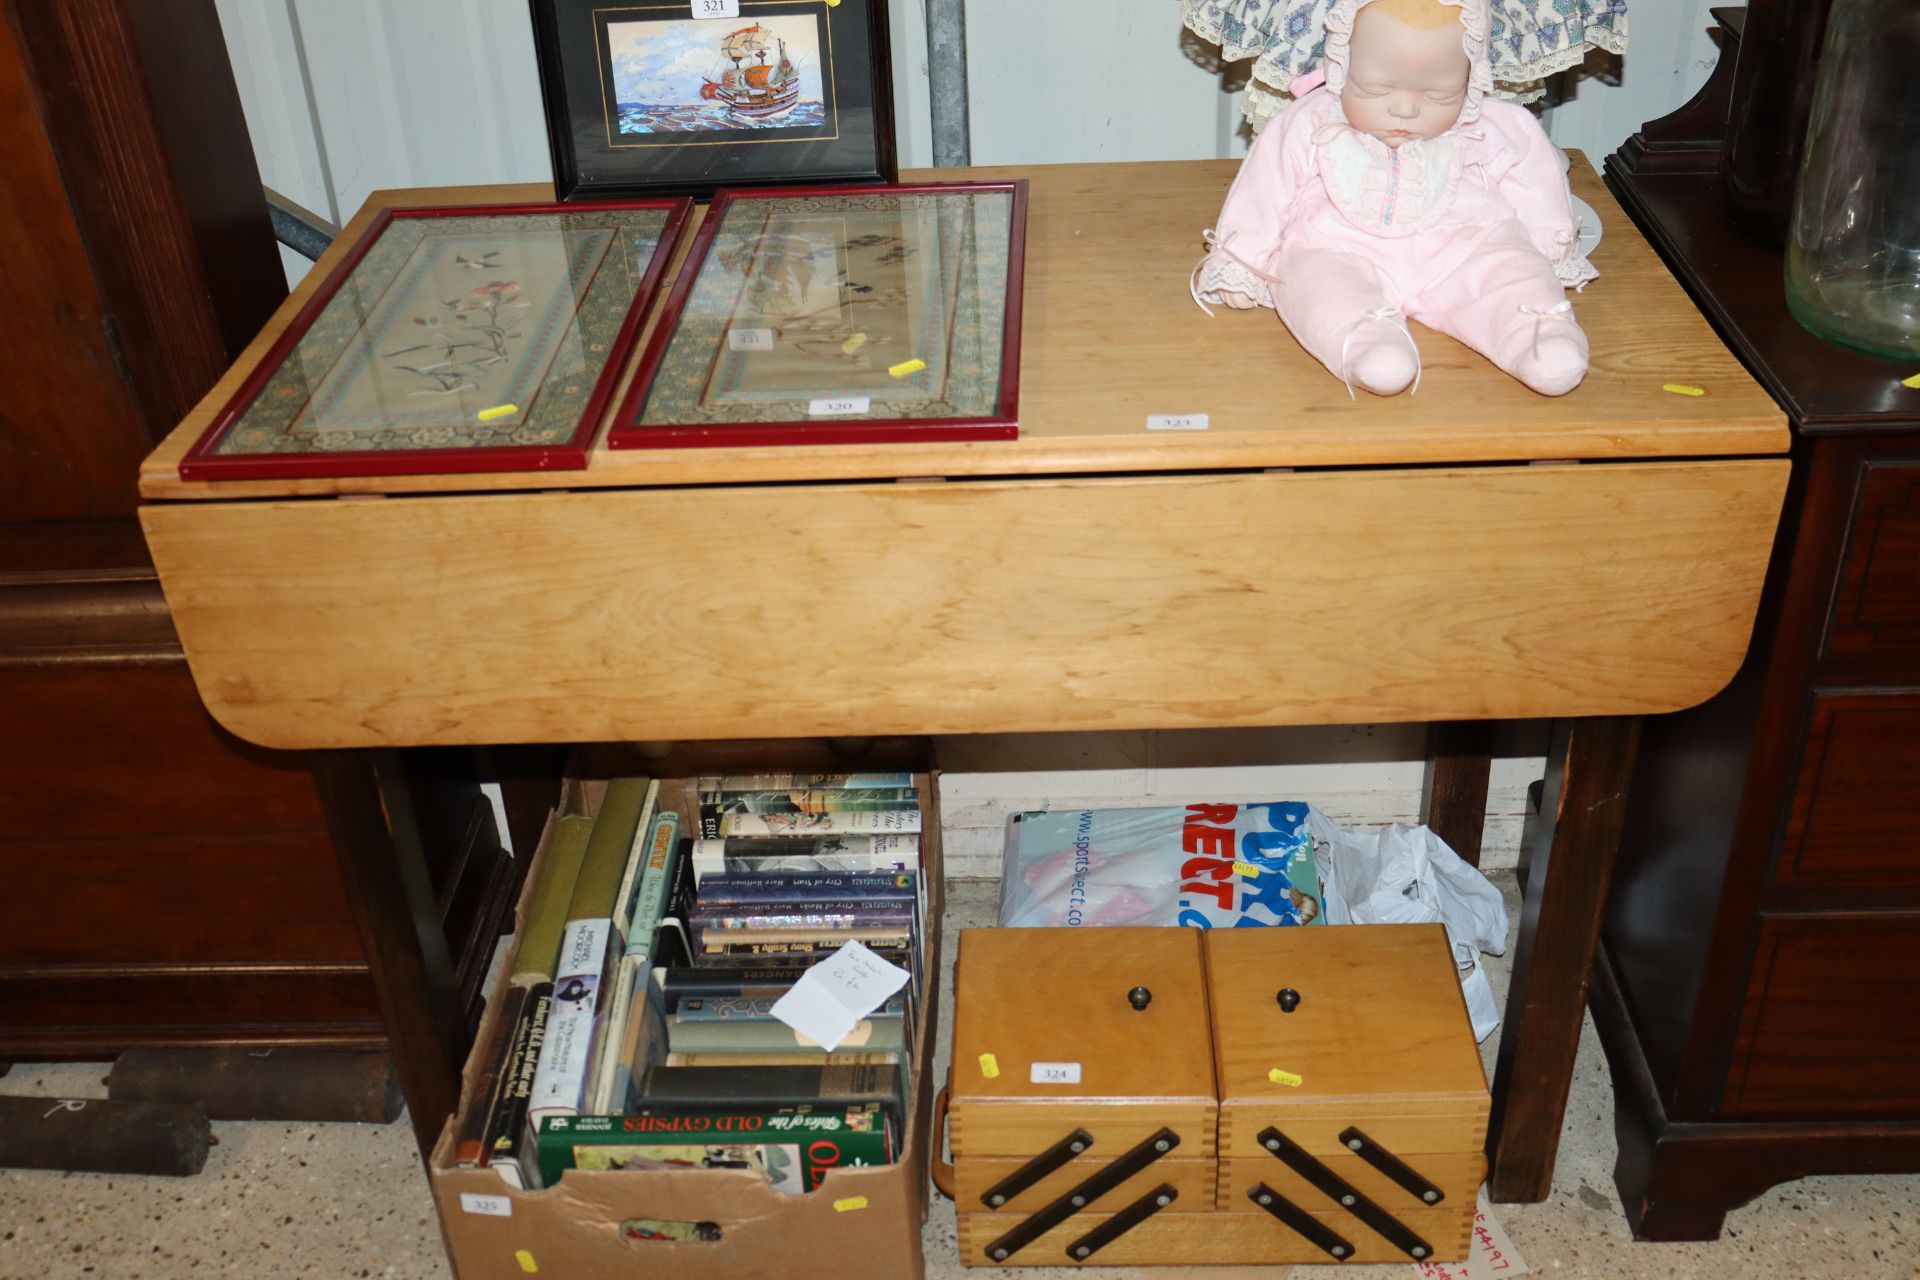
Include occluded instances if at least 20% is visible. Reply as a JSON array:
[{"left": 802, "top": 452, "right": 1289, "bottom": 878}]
[
  {"left": 509, "top": 815, "right": 596, "bottom": 982},
  {"left": 588, "top": 811, "right": 682, "bottom": 1113},
  {"left": 695, "top": 789, "right": 919, "bottom": 836},
  {"left": 674, "top": 991, "right": 906, "bottom": 1022},
  {"left": 639, "top": 1062, "right": 903, "bottom": 1123},
  {"left": 567, "top": 778, "right": 653, "bottom": 922},
  {"left": 1000, "top": 800, "right": 1327, "bottom": 930},
  {"left": 666, "top": 1009, "right": 905, "bottom": 1055},
  {"left": 713, "top": 808, "right": 921, "bottom": 839},
  {"left": 697, "top": 928, "right": 915, "bottom": 960},
  {"left": 695, "top": 772, "right": 913, "bottom": 793},
  {"left": 691, "top": 903, "right": 916, "bottom": 932},
  {"left": 606, "top": 778, "right": 662, "bottom": 948},
  {"left": 452, "top": 983, "right": 529, "bottom": 1167},
  {"left": 482, "top": 982, "right": 553, "bottom": 1189},
  {"left": 536, "top": 1105, "right": 895, "bottom": 1191},
  {"left": 691, "top": 872, "right": 918, "bottom": 903},
  {"left": 690, "top": 835, "right": 918, "bottom": 883},
  {"left": 665, "top": 1050, "right": 902, "bottom": 1068}
]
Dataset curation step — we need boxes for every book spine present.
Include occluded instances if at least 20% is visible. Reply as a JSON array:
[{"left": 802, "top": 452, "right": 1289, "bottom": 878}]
[
  {"left": 586, "top": 810, "right": 683, "bottom": 1114},
  {"left": 509, "top": 815, "right": 597, "bottom": 982},
  {"left": 538, "top": 1107, "right": 896, "bottom": 1191},
  {"left": 607, "top": 779, "right": 661, "bottom": 946},
  {"left": 673, "top": 992, "right": 904, "bottom": 1022},
  {"left": 694, "top": 772, "right": 913, "bottom": 792},
  {"left": 527, "top": 919, "right": 613, "bottom": 1125},
  {"left": 692, "top": 902, "right": 916, "bottom": 929},
  {"left": 623, "top": 811, "right": 682, "bottom": 955},
  {"left": 665, "top": 1050, "right": 900, "bottom": 1068},
  {"left": 691, "top": 836, "right": 919, "bottom": 884},
  {"left": 453, "top": 984, "right": 530, "bottom": 1166},
  {"left": 692, "top": 872, "right": 916, "bottom": 903},
  {"left": 481, "top": 982, "right": 552, "bottom": 1187},
  {"left": 639, "top": 1064, "right": 902, "bottom": 1120},
  {"left": 667, "top": 1014, "right": 904, "bottom": 1054},
  {"left": 715, "top": 808, "right": 922, "bottom": 838},
  {"left": 565, "top": 778, "right": 651, "bottom": 920}
]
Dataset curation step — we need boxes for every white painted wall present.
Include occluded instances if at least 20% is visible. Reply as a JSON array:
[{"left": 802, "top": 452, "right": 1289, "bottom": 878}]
[{"left": 212, "top": 0, "right": 1714, "bottom": 873}]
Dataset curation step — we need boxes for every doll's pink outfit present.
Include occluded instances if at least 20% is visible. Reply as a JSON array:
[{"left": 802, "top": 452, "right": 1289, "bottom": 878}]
[{"left": 1193, "top": 0, "right": 1597, "bottom": 396}]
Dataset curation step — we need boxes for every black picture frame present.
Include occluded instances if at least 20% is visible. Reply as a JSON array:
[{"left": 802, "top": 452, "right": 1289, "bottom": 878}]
[{"left": 530, "top": 0, "right": 897, "bottom": 201}]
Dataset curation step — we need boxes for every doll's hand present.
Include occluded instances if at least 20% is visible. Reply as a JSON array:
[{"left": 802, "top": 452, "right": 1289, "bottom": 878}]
[{"left": 1214, "top": 289, "right": 1259, "bottom": 310}]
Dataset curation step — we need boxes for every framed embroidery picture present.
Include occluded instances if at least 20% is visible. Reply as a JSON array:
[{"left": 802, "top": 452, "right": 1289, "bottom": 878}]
[
  {"left": 609, "top": 181, "right": 1028, "bottom": 449},
  {"left": 531, "top": 0, "right": 896, "bottom": 200},
  {"left": 179, "top": 198, "right": 692, "bottom": 481}
]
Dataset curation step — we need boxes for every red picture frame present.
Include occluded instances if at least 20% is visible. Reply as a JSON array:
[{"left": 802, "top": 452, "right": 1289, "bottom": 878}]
[
  {"left": 608, "top": 181, "right": 1027, "bottom": 450},
  {"left": 180, "top": 197, "right": 693, "bottom": 481}
]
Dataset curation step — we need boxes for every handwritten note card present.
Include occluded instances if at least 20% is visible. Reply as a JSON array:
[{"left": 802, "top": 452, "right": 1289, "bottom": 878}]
[{"left": 770, "top": 940, "right": 911, "bottom": 1051}]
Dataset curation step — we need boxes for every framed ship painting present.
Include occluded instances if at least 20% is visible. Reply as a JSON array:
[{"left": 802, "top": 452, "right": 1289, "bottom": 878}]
[
  {"left": 531, "top": 0, "right": 896, "bottom": 200},
  {"left": 609, "top": 181, "right": 1028, "bottom": 449},
  {"left": 179, "top": 198, "right": 692, "bottom": 481}
]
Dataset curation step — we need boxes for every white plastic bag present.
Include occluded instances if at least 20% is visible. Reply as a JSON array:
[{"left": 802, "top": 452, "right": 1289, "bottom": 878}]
[{"left": 1307, "top": 813, "right": 1510, "bottom": 1041}]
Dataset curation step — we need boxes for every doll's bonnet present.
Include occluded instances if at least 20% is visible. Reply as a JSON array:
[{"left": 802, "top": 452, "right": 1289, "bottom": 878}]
[{"left": 1319, "top": 0, "right": 1494, "bottom": 125}]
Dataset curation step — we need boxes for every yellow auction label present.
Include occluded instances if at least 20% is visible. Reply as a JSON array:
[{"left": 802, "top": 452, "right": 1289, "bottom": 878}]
[
  {"left": 515, "top": 1250, "right": 539, "bottom": 1273},
  {"left": 1234, "top": 860, "right": 1260, "bottom": 878},
  {"left": 1904, "top": 372, "right": 1920, "bottom": 389},
  {"left": 888, "top": 357, "right": 927, "bottom": 377},
  {"left": 834, "top": 1196, "right": 869, "bottom": 1212},
  {"left": 1661, "top": 384, "right": 1706, "bottom": 397},
  {"left": 979, "top": 1053, "right": 1001, "bottom": 1078},
  {"left": 1268, "top": 1068, "right": 1304, "bottom": 1087},
  {"left": 477, "top": 403, "right": 519, "bottom": 421}
]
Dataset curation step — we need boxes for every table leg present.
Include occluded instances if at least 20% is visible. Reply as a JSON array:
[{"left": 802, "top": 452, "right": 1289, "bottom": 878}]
[
  {"left": 312, "top": 748, "right": 464, "bottom": 1160},
  {"left": 1421, "top": 721, "right": 1494, "bottom": 867},
  {"left": 1486, "top": 715, "right": 1641, "bottom": 1203}
]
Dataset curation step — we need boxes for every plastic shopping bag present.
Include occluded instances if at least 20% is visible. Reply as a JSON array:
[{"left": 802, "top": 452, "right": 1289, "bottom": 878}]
[{"left": 1307, "top": 812, "right": 1510, "bottom": 1040}]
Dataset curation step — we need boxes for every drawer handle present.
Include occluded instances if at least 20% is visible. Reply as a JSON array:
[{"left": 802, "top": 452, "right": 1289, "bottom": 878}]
[
  {"left": 1338, "top": 1126, "right": 1445, "bottom": 1205},
  {"left": 979, "top": 1128, "right": 1095, "bottom": 1209},
  {"left": 1064, "top": 1183, "right": 1177, "bottom": 1261},
  {"left": 1256, "top": 1126, "right": 1434, "bottom": 1261},
  {"left": 983, "top": 1127, "right": 1181, "bottom": 1262},
  {"left": 1247, "top": 1182, "right": 1355, "bottom": 1261}
]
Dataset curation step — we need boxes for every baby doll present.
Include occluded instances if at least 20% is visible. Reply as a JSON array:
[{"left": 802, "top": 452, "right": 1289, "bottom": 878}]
[{"left": 1192, "top": 0, "right": 1597, "bottom": 397}]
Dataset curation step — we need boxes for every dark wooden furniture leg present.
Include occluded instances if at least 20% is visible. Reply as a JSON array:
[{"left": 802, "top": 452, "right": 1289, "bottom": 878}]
[
  {"left": 1421, "top": 721, "right": 1494, "bottom": 867},
  {"left": 311, "top": 749, "right": 464, "bottom": 1160},
  {"left": 1486, "top": 715, "right": 1642, "bottom": 1202}
]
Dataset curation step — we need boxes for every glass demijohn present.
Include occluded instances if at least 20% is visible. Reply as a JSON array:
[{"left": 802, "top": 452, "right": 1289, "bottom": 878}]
[{"left": 1784, "top": 0, "right": 1920, "bottom": 360}]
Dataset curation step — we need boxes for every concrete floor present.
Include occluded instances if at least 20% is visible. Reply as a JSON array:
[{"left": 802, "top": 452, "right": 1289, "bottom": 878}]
[{"left": 3, "top": 873, "right": 1916, "bottom": 1280}]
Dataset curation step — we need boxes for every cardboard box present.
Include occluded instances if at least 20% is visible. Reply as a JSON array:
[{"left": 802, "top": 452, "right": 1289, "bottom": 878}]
[{"left": 429, "top": 765, "right": 945, "bottom": 1280}]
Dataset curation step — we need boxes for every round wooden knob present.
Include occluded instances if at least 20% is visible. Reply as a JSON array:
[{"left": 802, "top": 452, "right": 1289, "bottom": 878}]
[
  {"left": 1276, "top": 988, "right": 1301, "bottom": 1013},
  {"left": 1127, "top": 986, "right": 1152, "bottom": 1010}
]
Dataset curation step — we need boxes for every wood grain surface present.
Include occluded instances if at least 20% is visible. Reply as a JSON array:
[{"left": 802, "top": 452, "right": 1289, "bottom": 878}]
[
  {"left": 141, "top": 460, "right": 1785, "bottom": 750},
  {"left": 955, "top": 1154, "right": 1217, "bottom": 1217},
  {"left": 138, "top": 158, "right": 1786, "bottom": 503},
  {"left": 957, "top": 1203, "right": 1472, "bottom": 1266}
]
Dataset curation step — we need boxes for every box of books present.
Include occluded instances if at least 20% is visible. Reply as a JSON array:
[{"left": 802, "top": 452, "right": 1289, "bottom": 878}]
[{"left": 428, "top": 752, "right": 944, "bottom": 1280}]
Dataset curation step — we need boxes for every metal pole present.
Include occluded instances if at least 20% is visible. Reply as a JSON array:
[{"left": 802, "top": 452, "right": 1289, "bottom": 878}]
[{"left": 925, "top": 0, "right": 972, "bottom": 167}]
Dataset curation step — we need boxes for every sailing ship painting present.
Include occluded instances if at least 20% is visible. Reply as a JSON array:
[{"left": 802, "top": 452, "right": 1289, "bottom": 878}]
[{"left": 605, "top": 14, "right": 827, "bottom": 135}]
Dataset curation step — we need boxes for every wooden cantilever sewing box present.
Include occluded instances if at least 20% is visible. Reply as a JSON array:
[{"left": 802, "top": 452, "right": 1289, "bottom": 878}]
[{"left": 943, "top": 925, "right": 1488, "bottom": 1266}]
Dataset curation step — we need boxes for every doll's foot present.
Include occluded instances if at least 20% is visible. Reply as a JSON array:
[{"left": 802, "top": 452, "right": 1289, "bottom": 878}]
[
  {"left": 1505, "top": 304, "right": 1589, "bottom": 397},
  {"left": 1344, "top": 324, "right": 1420, "bottom": 396},
  {"left": 1510, "top": 333, "right": 1587, "bottom": 397}
]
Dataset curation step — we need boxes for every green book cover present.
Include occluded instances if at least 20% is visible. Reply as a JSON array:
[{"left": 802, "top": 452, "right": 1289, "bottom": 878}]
[
  {"left": 511, "top": 815, "right": 596, "bottom": 982},
  {"left": 537, "top": 1105, "right": 893, "bottom": 1191},
  {"left": 566, "top": 778, "right": 652, "bottom": 923}
]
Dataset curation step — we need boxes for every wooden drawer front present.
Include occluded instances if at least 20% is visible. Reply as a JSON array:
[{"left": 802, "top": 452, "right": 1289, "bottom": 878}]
[
  {"left": 956, "top": 1153, "right": 1214, "bottom": 1216},
  {"left": 1825, "top": 462, "right": 1920, "bottom": 666},
  {"left": 958, "top": 1204, "right": 1471, "bottom": 1267},
  {"left": 1723, "top": 915, "right": 1920, "bottom": 1117},
  {"left": 141, "top": 460, "right": 1786, "bottom": 749},
  {"left": 1776, "top": 693, "right": 1920, "bottom": 888}
]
